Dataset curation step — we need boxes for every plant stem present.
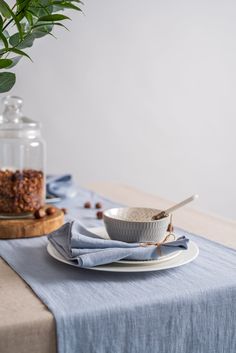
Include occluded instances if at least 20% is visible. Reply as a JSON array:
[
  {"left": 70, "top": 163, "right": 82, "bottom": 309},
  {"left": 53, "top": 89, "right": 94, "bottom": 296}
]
[
  {"left": 2, "top": 3, "right": 29, "bottom": 32},
  {"left": 2, "top": 3, "right": 17, "bottom": 25}
]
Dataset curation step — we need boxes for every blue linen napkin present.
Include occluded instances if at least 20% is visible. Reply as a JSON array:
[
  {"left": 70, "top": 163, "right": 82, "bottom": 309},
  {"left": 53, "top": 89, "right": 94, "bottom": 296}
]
[
  {"left": 46, "top": 174, "right": 77, "bottom": 198},
  {"left": 48, "top": 221, "right": 189, "bottom": 267}
]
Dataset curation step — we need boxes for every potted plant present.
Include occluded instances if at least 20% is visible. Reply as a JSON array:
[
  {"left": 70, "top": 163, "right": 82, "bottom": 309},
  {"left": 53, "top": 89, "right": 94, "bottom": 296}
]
[{"left": 0, "top": 0, "right": 83, "bottom": 93}]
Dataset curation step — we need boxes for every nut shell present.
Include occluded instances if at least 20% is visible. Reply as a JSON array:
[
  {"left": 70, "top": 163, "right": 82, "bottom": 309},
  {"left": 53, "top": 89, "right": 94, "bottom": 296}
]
[
  {"left": 84, "top": 201, "right": 92, "bottom": 209},
  {"left": 46, "top": 207, "right": 56, "bottom": 216},
  {"left": 34, "top": 208, "right": 46, "bottom": 219},
  {"left": 96, "top": 211, "right": 103, "bottom": 220},
  {"left": 95, "top": 202, "right": 102, "bottom": 209}
]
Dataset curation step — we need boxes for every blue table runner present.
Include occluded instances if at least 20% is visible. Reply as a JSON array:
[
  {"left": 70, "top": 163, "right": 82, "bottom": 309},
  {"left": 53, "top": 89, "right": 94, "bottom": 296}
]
[{"left": 0, "top": 186, "right": 236, "bottom": 353}]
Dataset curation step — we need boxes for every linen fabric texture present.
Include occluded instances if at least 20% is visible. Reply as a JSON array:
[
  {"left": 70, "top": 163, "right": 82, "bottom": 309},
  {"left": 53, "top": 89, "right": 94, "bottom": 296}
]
[
  {"left": 46, "top": 174, "right": 77, "bottom": 198},
  {"left": 0, "top": 184, "right": 235, "bottom": 353},
  {"left": 48, "top": 220, "right": 189, "bottom": 267}
]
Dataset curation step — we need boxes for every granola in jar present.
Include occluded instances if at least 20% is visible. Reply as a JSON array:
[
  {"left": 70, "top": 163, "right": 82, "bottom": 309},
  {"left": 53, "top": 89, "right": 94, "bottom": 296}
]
[{"left": 0, "top": 169, "right": 44, "bottom": 215}]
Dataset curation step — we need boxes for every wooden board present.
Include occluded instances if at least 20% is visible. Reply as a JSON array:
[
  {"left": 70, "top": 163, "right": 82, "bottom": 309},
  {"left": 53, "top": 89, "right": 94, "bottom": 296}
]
[{"left": 0, "top": 207, "right": 64, "bottom": 239}]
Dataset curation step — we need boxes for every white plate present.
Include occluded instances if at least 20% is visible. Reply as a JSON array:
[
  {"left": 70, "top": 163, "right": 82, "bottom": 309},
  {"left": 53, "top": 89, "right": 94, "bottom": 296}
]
[
  {"left": 47, "top": 227, "right": 199, "bottom": 273},
  {"left": 91, "top": 227, "right": 182, "bottom": 264}
]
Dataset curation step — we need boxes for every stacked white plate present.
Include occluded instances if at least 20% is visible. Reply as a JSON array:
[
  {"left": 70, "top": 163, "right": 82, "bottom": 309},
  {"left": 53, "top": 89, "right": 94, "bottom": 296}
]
[{"left": 47, "top": 227, "right": 199, "bottom": 273}]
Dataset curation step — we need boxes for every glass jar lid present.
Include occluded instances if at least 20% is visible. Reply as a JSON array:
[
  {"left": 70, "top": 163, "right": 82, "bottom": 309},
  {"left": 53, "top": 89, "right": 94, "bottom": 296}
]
[{"left": 0, "top": 96, "right": 41, "bottom": 138}]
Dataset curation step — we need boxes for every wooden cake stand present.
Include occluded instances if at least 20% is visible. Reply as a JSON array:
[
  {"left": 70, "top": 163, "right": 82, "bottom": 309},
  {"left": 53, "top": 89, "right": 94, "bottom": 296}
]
[{"left": 0, "top": 207, "right": 64, "bottom": 239}]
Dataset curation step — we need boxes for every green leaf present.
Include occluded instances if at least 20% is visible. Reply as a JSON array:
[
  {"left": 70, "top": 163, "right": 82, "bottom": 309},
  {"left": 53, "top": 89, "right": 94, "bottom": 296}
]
[
  {"left": 12, "top": 17, "right": 24, "bottom": 42},
  {"left": 0, "top": 0, "right": 12, "bottom": 18},
  {"left": 28, "top": 5, "right": 53, "bottom": 18},
  {"left": 1, "top": 1, "right": 24, "bottom": 41},
  {"left": 9, "top": 33, "right": 36, "bottom": 49},
  {"left": 0, "top": 72, "right": 16, "bottom": 93},
  {"left": 0, "top": 14, "right": 3, "bottom": 29},
  {"left": 18, "top": 34, "right": 36, "bottom": 49},
  {"left": 0, "top": 31, "right": 8, "bottom": 50},
  {"left": 8, "top": 56, "right": 22, "bottom": 68},
  {"left": 9, "top": 33, "right": 20, "bottom": 47},
  {"left": 52, "top": 5, "right": 65, "bottom": 13},
  {"left": 52, "top": 2, "right": 82, "bottom": 11},
  {"left": 38, "top": 14, "right": 70, "bottom": 22},
  {"left": 0, "top": 58, "right": 12, "bottom": 68},
  {"left": 32, "top": 24, "right": 53, "bottom": 38},
  {"left": 9, "top": 48, "right": 32, "bottom": 62},
  {"left": 25, "top": 10, "right": 33, "bottom": 26},
  {"left": 16, "top": 10, "right": 26, "bottom": 22},
  {"left": 17, "top": 34, "right": 35, "bottom": 49},
  {"left": 33, "top": 22, "right": 68, "bottom": 31},
  {"left": 67, "top": 0, "right": 84, "bottom": 3},
  {"left": 25, "top": 8, "right": 40, "bottom": 18},
  {"left": 17, "top": 0, "right": 31, "bottom": 12},
  {"left": 15, "top": 0, "right": 32, "bottom": 22}
]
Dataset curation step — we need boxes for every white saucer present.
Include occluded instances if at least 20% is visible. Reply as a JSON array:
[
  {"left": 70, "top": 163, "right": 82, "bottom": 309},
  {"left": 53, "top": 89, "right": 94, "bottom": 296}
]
[{"left": 47, "top": 227, "right": 199, "bottom": 273}]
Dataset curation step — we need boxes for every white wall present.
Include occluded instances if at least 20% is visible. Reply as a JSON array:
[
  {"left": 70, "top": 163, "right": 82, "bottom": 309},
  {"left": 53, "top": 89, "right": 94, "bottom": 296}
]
[{"left": 7, "top": 0, "right": 236, "bottom": 219}]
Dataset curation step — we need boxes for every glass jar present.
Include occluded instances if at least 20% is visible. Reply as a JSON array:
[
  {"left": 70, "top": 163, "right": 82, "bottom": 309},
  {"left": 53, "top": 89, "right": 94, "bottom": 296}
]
[{"left": 0, "top": 96, "right": 46, "bottom": 218}]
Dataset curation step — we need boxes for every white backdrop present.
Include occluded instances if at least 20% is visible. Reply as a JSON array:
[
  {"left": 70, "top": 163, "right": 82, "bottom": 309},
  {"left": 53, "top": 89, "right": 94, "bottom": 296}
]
[{"left": 7, "top": 0, "right": 236, "bottom": 219}]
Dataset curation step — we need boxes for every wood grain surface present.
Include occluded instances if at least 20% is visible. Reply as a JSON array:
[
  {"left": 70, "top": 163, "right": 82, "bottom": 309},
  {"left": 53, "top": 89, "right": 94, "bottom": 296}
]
[{"left": 0, "top": 207, "right": 64, "bottom": 239}]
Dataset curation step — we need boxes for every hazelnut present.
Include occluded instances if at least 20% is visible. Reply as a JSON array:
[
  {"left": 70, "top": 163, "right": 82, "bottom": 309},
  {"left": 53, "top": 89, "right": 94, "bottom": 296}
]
[
  {"left": 46, "top": 207, "right": 56, "bottom": 216},
  {"left": 96, "top": 211, "right": 103, "bottom": 220},
  {"left": 34, "top": 207, "right": 46, "bottom": 219},
  {"left": 61, "top": 208, "right": 68, "bottom": 214},
  {"left": 84, "top": 201, "right": 91, "bottom": 209},
  {"left": 95, "top": 202, "right": 102, "bottom": 209}
]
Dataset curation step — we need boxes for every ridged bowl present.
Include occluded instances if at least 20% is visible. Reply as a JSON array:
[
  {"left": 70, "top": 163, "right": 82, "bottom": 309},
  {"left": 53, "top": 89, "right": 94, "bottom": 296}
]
[{"left": 103, "top": 207, "right": 170, "bottom": 243}]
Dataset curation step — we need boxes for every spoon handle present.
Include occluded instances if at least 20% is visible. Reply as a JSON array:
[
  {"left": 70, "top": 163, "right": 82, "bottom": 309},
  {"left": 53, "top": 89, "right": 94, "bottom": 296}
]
[{"left": 165, "top": 194, "right": 199, "bottom": 214}]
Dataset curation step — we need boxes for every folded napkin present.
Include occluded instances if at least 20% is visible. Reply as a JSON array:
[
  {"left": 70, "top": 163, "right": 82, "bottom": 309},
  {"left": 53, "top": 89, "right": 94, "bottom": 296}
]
[
  {"left": 48, "top": 221, "right": 189, "bottom": 268},
  {"left": 46, "top": 174, "right": 77, "bottom": 198}
]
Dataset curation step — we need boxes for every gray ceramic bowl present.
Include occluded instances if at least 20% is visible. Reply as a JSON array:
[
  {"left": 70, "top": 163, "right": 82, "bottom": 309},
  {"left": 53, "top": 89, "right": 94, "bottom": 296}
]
[{"left": 103, "top": 207, "right": 170, "bottom": 243}]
